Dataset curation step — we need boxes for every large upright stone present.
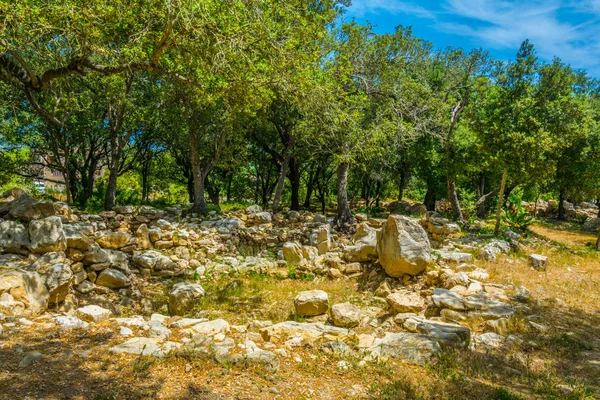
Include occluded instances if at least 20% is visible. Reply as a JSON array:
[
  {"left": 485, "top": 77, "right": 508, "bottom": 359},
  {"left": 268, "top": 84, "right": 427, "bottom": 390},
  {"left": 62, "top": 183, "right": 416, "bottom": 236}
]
[
  {"left": 376, "top": 215, "right": 431, "bottom": 277},
  {"left": 28, "top": 216, "right": 66, "bottom": 253},
  {"left": 282, "top": 242, "right": 303, "bottom": 265},
  {"left": 0, "top": 267, "right": 49, "bottom": 315}
]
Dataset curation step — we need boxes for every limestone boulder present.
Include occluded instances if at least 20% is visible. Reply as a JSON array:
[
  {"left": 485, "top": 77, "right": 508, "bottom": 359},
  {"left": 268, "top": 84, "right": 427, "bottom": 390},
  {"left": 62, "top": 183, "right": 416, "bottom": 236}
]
[
  {"left": 95, "top": 269, "right": 130, "bottom": 288},
  {"left": 0, "top": 194, "right": 55, "bottom": 222},
  {"left": 294, "top": 290, "right": 329, "bottom": 316},
  {"left": 168, "top": 282, "right": 205, "bottom": 316},
  {"left": 0, "top": 267, "right": 49, "bottom": 315},
  {"left": 95, "top": 231, "right": 131, "bottom": 249},
  {"left": 77, "top": 305, "right": 113, "bottom": 323},
  {"left": 376, "top": 215, "right": 431, "bottom": 277},
  {"left": 344, "top": 222, "right": 378, "bottom": 262},
  {"left": 0, "top": 220, "right": 29, "bottom": 253},
  {"left": 386, "top": 292, "right": 425, "bottom": 314},
  {"left": 282, "top": 242, "right": 303, "bottom": 265},
  {"left": 28, "top": 216, "right": 66, "bottom": 254},
  {"left": 366, "top": 332, "right": 441, "bottom": 365},
  {"left": 529, "top": 254, "right": 548, "bottom": 271},
  {"left": 330, "top": 302, "right": 361, "bottom": 328}
]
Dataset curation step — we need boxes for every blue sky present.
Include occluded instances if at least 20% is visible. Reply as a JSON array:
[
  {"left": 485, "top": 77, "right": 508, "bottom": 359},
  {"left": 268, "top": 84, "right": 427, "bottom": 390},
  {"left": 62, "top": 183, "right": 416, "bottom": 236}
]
[{"left": 345, "top": 0, "right": 600, "bottom": 77}]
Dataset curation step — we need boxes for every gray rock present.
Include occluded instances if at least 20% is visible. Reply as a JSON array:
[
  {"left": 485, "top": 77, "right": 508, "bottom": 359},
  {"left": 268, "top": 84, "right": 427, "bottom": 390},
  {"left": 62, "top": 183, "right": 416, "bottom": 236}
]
[
  {"left": 0, "top": 194, "right": 55, "bottom": 222},
  {"left": 386, "top": 292, "right": 425, "bottom": 313},
  {"left": 294, "top": 290, "right": 328, "bottom": 316},
  {"left": 344, "top": 223, "right": 378, "bottom": 262},
  {"left": 477, "top": 332, "right": 505, "bottom": 348},
  {"left": 77, "top": 305, "right": 112, "bottom": 323},
  {"left": 168, "top": 282, "right": 205, "bottom": 316},
  {"left": 95, "top": 231, "right": 131, "bottom": 249},
  {"left": 404, "top": 317, "right": 470, "bottom": 348},
  {"left": 0, "top": 220, "right": 29, "bottom": 253},
  {"left": 109, "top": 337, "right": 181, "bottom": 357},
  {"left": 0, "top": 268, "right": 49, "bottom": 315},
  {"left": 95, "top": 269, "right": 130, "bottom": 289},
  {"left": 18, "top": 351, "right": 43, "bottom": 368},
  {"left": 260, "top": 321, "right": 352, "bottom": 343},
  {"left": 366, "top": 332, "right": 441, "bottom": 365},
  {"left": 28, "top": 216, "right": 66, "bottom": 254},
  {"left": 254, "top": 212, "right": 272, "bottom": 223},
  {"left": 436, "top": 251, "right": 473, "bottom": 263},
  {"left": 432, "top": 288, "right": 465, "bottom": 311},
  {"left": 330, "top": 302, "right": 361, "bottom": 328},
  {"left": 529, "top": 254, "right": 548, "bottom": 271},
  {"left": 377, "top": 215, "right": 431, "bottom": 277}
]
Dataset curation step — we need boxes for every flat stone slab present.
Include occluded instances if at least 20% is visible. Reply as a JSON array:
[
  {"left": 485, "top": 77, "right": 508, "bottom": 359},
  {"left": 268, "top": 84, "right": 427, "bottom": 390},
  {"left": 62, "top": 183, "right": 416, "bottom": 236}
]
[
  {"left": 108, "top": 337, "right": 181, "bottom": 357},
  {"left": 260, "top": 321, "right": 353, "bottom": 344},
  {"left": 403, "top": 316, "right": 470, "bottom": 348},
  {"left": 366, "top": 332, "right": 441, "bottom": 365},
  {"left": 432, "top": 288, "right": 466, "bottom": 311},
  {"left": 436, "top": 251, "right": 473, "bottom": 263}
]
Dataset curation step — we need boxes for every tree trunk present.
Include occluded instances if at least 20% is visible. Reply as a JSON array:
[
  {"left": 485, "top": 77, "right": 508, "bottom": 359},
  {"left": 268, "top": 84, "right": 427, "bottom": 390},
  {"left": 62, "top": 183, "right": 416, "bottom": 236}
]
[
  {"left": 475, "top": 189, "right": 498, "bottom": 219},
  {"left": 80, "top": 158, "right": 98, "bottom": 208},
  {"left": 141, "top": 162, "right": 150, "bottom": 202},
  {"left": 104, "top": 167, "right": 118, "bottom": 210},
  {"left": 289, "top": 157, "right": 300, "bottom": 211},
  {"left": 447, "top": 177, "right": 464, "bottom": 223},
  {"left": 185, "top": 174, "right": 194, "bottom": 203},
  {"left": 188, "top": 122, "right": 208, "bottom": 214},
  {"left": 303, "top": 167, "right": 316, "bottom": 209},
  {"left": 336, "top": 161, "right": 354, "bottom": 228},
  {"left": 557, "top": 188, "right": 566, "bottom": 220},
  {"left": 226, "top": 173, "right": 233, "bottom": 203},
  {"left": 374, "top": 181, "right": 381, "bottom": 208},
  {"left": 207, "top": 181, "right": 220, "bottom": 207},
  {"left": 272, "top": 154, "right": 290, "bottom": 214},
  {"left": 424, "top": 186, "right": 436, "bottom": 211},
  {"left": 398, "top": 166, "right": 408, "bottom": 202},
  {"left": 494, "top": 168, "right": 508, "bottom": 235}
]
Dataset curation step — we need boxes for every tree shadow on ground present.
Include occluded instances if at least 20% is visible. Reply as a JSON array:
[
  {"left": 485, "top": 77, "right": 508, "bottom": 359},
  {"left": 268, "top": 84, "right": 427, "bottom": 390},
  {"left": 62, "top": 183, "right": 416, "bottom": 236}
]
[{"left": 371, "top": 301, "right": 600, "bottom": 400}]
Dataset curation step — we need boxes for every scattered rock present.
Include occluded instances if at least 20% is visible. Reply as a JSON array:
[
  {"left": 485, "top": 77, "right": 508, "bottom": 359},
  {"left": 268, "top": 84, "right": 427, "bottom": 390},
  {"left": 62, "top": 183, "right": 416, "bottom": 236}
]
[
  {"left": 330, "top": 303, "right": 361, "bottom": 328},
  {"left": 386, "top": 292, "right": 425, "bottom": 314},
  {"left": 169, "top": 282, "right": 205, "bottom": 316},
  {"left": 294, "top": 290, "right": 329, "bottom": 316},
  {"left": 529, "top": 254, "right": 548, "bottom": 271},
  {"left": 77, "top": 305, "right": 112, "bottom": 323},
  {"left": 377, "top": 215, "right": 431, "bottom": 277}
]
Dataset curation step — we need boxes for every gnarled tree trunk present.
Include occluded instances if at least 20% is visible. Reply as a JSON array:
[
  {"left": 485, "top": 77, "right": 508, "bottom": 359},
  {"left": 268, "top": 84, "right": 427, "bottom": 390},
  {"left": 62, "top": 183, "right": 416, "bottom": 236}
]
[
  {"left": 336, "top": 161, "right": 354, "bottom": 228},
  {"left": 494, "top": 168, "right": 508, "bottom": 235}
]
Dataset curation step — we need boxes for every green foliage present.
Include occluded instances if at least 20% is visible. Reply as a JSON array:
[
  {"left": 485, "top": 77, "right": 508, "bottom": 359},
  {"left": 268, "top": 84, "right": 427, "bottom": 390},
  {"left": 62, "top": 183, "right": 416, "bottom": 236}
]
[{"left": 502, "top": 201, "right": 535, "bottom": 232}]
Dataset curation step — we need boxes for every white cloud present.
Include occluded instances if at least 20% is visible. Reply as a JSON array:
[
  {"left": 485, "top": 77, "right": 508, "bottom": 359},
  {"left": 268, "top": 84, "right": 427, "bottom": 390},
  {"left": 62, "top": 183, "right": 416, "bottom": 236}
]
[
  {"left": 346, "top": 0, "right": 600, "bottom": 76},
  {"left": 348, "top": 0, "right": 436, "bottom": 19}
]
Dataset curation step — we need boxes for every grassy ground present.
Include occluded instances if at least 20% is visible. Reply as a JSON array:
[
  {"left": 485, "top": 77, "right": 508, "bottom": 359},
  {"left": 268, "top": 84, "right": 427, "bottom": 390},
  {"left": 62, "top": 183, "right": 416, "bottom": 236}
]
[{"left": 1, "top": 221, "right": 599, "bottom": 399}]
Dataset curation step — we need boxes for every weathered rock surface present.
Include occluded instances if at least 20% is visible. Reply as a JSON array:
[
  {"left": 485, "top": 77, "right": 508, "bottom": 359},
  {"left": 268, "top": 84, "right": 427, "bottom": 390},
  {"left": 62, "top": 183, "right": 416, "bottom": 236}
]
[
  {"left": 95, "top": 269, "right": 130, "bottom": 288},
  {"left": 168, "top": 282, "right": 205, "bottom": 316},
  {"left": 377, "top": 215, "right": 431, "bottom": 277},
  {"left": 386, "top": 292, "right": 425, "bottom": 314},
  {"left": 529, "top": 254, "right": 548, "bottom": 271},
  {"left": 294, "top": 290, "right": 329, "bottom": 316},
  {"left": 28, "top": 216, "right": 66, "bottom": 254},
  {"left": 0, "top": 268, "right": 49, "bottom": 315},
  {"left": 366, "top": 332, "right": 441, "bottom": 365},
  {"left": 330, "top": 302, "right": 361, "bottom": 328}
]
